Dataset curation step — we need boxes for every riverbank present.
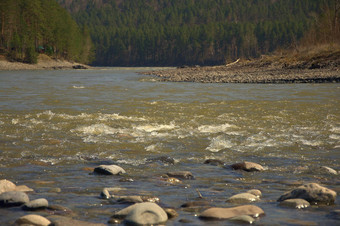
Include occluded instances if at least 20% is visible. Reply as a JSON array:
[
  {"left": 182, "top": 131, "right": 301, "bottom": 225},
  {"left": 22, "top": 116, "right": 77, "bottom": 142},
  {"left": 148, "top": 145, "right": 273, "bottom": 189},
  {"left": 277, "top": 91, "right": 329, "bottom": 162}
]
[
  {"left": 143, "top": 47, "right": 340, "bottom": 83},
  {"left": 0, "top": 54, "right": 89, "bottom": 70}
]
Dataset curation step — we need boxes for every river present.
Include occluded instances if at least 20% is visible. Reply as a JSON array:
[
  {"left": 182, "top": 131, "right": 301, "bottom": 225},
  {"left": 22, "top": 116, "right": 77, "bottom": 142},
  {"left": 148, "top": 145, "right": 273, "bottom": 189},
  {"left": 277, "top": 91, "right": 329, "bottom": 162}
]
[{"left": 0, "top": 68, "right": 339, "bottom": 225}]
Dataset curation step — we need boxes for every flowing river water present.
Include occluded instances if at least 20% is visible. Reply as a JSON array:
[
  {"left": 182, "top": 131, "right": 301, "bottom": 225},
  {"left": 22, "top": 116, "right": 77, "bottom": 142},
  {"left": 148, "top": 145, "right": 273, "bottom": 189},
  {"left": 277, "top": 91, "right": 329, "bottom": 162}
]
[{"left": 0, "top": 68, "right": 339, "bottom": 225}]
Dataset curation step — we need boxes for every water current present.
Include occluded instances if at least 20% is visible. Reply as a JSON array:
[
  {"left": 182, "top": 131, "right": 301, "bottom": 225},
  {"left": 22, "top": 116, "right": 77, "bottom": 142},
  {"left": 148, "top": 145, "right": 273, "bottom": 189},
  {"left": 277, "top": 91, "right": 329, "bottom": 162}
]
[{"left": 0, "top": 68, "right": 339, "bottom": 225}]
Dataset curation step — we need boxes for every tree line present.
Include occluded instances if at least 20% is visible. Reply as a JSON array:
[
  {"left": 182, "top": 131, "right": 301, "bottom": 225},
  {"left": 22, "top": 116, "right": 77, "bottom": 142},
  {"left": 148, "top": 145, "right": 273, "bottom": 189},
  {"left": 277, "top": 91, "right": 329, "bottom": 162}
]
[
  {"left": 58, "top": 0, "right": 337, "bottom": 66},
  {"left": 0, "top": 0, "right": 93, "bottom": 64}
]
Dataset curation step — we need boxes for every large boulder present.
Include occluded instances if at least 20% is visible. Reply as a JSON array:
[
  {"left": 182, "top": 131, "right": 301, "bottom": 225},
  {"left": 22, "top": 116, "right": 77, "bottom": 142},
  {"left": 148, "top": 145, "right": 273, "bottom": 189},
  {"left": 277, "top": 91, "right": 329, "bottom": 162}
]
[
  {"left": 277, "top": 183, "right": 336, "bottom": 205},
  {"left": 0, "top": 191, "right": 29, "bottom": 207},
  {"left": 93, "top": 165, "right": 126, "bottom": 175},
  {"left": 14, "top": 214, "right": 51, "bottom": 226},
  {"left": 231, "top": 161, "right": 264, "bottom": 172},
  {"left": 22, "top": 198, "right": 49, "bottom": 210},
  {"left": 199, "top": 205, "right": 264, "bottom": 220},
  {"left": 124, "top": 202, "right": 168, "bottom": 225},
  {"left": 0, "top": 179, "right": 16, "bottom": 194},
  {"left": 111, "top": 202, "right": 168, "bottom": 225}
]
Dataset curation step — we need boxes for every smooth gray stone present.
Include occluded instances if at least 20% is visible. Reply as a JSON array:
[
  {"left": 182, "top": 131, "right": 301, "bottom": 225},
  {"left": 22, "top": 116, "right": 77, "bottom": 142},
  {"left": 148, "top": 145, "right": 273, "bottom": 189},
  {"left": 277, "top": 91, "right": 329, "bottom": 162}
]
[{"left": 0, "top": 191, "right": 29, "bottom": 207}]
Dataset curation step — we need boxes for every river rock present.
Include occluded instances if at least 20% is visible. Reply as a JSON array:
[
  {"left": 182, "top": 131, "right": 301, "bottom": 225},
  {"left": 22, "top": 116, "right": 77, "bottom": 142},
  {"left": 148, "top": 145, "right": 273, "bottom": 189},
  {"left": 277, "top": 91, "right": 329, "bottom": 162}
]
[
  {"left": 246, "top": 189, "right": 262, "bottom": 198},
  {"left": 199, "top": 205, "right": 265, "bottom": 220},
  {"left": 0, "top": 179, "right": 16, "bottom": 194},
  {"left": 181, "top": 200, "right": 211, "bottom": 208},
  {"left": 279, "top": 198, "right": 310, "bottom": 209},
  {"left": 231, "top": 161, "right": 264, "bottom": 172},
  {"left": 115, "top": 195, "right": 144, "bottom": 204},
  {"left": 48, "top": 215, "right": 106, "bottom": 226},
  {"left": 320, "top": 166, "right": 338, "bottom": 175},
  {"left": 15, "top": 185, "right": 34, "bottom": 193},
  {"left": 0, "top": 191, "right": 29, "bottom": 207},
  {"left": 166, "top": 171, "right": 194, "bottom": 179},
  {"left": 227, "top": 193, "right": 260, "bottom": 203},
  {"left": 93, "top": 165, "right": 126, "bottom": 175},
  {"left": 204, "top": 159, "right": 225, "bottom": 166},
  {"left": 164, "top": 208, "right": 178, "bottom": 219},
  {"left": 100, "top": 187, "right": 126, "bottom": 199},
  {"left": 15, "top": 214, "right": 51, "bottom": 226},
  {"left": 22, "top": 198, "right": 49, "bottom": 210},
  {"left": 277, "top": 183, "right": 337, "bottom": 205},
  {"left": 230, "top": 215, "right": 256, "bottom": 224},
  {"left": 124, "top": 202, "right": 168, "bottom": 225}
]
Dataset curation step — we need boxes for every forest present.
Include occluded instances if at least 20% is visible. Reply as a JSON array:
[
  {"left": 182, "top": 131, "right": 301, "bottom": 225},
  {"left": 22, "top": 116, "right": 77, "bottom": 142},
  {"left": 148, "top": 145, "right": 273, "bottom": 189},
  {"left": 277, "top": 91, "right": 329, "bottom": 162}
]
[
  {"left": 1, "top": 0, "right": 339, "bottom": 66},
  {"left": 0, "top": 0, "right": 93, "bottom": 64},
  {"left": 57, "top": 0, "right": 339, "bottom": 66}
]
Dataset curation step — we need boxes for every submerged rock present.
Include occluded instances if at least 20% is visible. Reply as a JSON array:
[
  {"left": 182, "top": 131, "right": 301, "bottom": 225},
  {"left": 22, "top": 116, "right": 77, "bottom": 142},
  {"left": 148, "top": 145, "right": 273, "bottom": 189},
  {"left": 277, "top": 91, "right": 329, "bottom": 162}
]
[
  {"left": 279, "top": 198, "right": 310, "bottom": 209},
  {"left": 48, "top": 215, "right": 105, "bottom": 226},
  {"left": 277, "top": 183, "right": 337, "bottom": 205},
  {"left": 181, "top": 200, "right": 211, "bottom": 208},
  {"left": 22, "top": 198, "right": 49, "bottom": 210},
  {"left": 15, "top": 214, "right": 51, "bottom": 226},
  {"left": 199, "top": 205, "right": 265, "bottom": 220},
  {"left": 231, "top": 161, "right": 264, "bottom": 172},
  {"left": 93, "top": 165, "right": 126, "bottom": 175},
  {"left": 204, "top": 159, "right": 225, "bottom": 166},
  {"left": 320, "top": 166, "right": 338, "bottom": 175},
  {"left": 166, "top": 171, "right": 194, "bottom": 179},
  {"left": 246, "top": 189, "right": 262, "bottom": 198},
  {"left": 0, "top": 191, "right": 29, "bottom": 207},
  {"left": 227, "top": 193, "right": 260, "bottom": 203}
]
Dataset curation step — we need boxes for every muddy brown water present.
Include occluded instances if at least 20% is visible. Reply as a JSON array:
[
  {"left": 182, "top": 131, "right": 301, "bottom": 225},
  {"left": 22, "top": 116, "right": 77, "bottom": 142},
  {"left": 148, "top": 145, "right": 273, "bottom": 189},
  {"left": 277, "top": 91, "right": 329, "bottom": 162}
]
[{"left": 0, "top": 68, "right": 339, "bottom": 225}]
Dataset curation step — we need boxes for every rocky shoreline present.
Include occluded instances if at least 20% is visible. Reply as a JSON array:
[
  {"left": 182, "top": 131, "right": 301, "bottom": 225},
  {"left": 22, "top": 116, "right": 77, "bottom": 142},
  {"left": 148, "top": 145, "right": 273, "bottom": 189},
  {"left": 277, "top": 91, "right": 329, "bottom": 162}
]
[
  {"left": 0, "top": 54, "right": 89, "bottom": 71},
  {"left": 143, "top": 50, "right": 340, "bottom": 83},
  {"left": 1, "top": 160, "right": 338, "bottom": 225}
]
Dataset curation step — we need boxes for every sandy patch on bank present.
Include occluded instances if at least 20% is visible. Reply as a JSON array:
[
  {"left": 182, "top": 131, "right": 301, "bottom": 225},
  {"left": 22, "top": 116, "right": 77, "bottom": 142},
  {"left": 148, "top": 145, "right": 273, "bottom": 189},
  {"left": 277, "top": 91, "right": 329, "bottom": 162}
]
[{"left": 0, "top": 54, "right": 88, "bottom": 70}]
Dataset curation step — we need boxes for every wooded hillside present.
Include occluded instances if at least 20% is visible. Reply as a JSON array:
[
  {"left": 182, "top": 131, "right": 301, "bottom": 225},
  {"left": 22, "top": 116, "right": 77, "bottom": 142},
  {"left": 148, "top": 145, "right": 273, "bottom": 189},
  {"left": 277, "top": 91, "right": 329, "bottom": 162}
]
[
  {"left": 57, "top": 0, "right": 339, "bottom": 66},
  {"left": 0, "top": 0, "right": 93, "bottom": 64}
]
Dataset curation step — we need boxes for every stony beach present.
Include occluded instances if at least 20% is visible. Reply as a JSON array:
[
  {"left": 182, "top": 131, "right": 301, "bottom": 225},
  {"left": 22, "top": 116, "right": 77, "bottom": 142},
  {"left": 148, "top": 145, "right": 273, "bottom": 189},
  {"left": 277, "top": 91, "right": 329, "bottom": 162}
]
[
  {"left": 1, "top": 161, "right": 338, "bottom": 225},
  {"left": 143, "top": 49, "right": 340, "bottom": 83}
]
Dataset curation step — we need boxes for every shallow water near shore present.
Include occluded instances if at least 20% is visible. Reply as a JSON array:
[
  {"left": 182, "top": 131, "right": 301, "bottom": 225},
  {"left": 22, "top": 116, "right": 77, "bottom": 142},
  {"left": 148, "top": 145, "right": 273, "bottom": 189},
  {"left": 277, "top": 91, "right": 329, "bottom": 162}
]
[{"left": 0, "top": 68, "right": 339, "bottom": 225}]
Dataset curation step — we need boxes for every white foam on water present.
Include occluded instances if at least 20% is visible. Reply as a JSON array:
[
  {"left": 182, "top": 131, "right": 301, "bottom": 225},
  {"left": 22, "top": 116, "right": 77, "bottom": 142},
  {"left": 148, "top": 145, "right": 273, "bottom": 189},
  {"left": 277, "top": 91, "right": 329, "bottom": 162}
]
[
  {"left": 145, "top": 143, "right": 163, "bottom": 152},
  {"left": 0, "top": 121, "right": 4, "bottom": 125},
  {"left": 30, "top": 118, "right": 43, "bottom": 125},
  {"left": 198, "top": 123, "right": 236, "bottom": 133},
  {"left": 11, "top": 119, "right": 19, "bottom": 124},
  {"left": 134, "top": 123, "right": 176, "bottom": 133},
  {"left": 206, "top": 135, "right": 233, "bottom": 152},
  {"left": 116, "top": 158, "right": 147, "bottom": 166},
  {"left": 300, "top": 139, "right": 323, "bottom": 146},
  {"left": 330, "top": 126, "right": 340, "bottom": 133},
  {"left": 72, "top": 85, "right": 85, "bottom": 89},
  {"left": 98, "top": 113, "right": 146, "bottom": 122},
  {"left": 72, "top": 124, "right": 118, "bottom": 135},
  {"left": 329, "top": 134, "right": 340, "bottom": 140}
]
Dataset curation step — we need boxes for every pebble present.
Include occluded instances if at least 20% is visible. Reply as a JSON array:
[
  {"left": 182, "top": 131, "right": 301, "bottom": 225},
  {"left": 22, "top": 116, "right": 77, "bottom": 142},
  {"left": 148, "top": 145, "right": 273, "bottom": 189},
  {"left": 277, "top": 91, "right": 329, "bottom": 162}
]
[
  {"left": 227, "top": 193, "right": 260, "bottom": 203},
  {"left": 231, "top": 161, "right": 264, "bottom": 172},
  {"left": 15, "top": 214, "right": 51, "bottom": 226},
  {"left": 124, "top": 202, "right": 168, "bottom": 225},
  {"left": 199, "top": 205, "right": 265, "bottom": 220},
  {"left": 22, "top": 198, "right": 49, "bottom": 210},
  {"left": 93, "top": 165, "right": 126, "bottom": 175},
  {"left": 278, "top": 198, "right": 310, "bottom": 209},
  {"left": 0, "top": 179, "right": 16, "bottom": 194},
  {"left": 277, "top": 183, "right": 337, "bottom": 205},
  {"left": 0, "top": 191, "right": 29, "bottom": 207},
  {"left": 166, "top": 171, "right": 194, "bottom": 179}
]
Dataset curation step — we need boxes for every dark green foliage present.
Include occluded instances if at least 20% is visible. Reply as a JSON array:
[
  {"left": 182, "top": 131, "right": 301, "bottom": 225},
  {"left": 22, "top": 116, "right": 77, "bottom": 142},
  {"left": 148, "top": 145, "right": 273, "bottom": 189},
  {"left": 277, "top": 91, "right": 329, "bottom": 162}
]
[
  {"left": 57, "top": 0, "right": 337, "bottom": 66},
  {"left": 0, "top": 0, "right": 93, "bottom": 64}
]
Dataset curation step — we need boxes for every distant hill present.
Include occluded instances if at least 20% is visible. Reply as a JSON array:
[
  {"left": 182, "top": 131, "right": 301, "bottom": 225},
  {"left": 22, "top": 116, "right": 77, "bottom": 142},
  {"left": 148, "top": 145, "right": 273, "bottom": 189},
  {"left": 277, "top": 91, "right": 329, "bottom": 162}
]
[
  {"left": 58, "top": 0, "right": 338, "bottom": 66},
  {"left": 0, "top": 0, "right": 93, "bottom": 64}
]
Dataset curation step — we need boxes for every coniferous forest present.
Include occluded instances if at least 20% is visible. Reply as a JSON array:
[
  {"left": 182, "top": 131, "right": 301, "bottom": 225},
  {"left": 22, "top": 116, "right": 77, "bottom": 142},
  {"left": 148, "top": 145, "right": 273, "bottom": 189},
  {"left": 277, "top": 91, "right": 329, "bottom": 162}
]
[
  {"left": 1, "top": 0, "right": 339, "bottom": 66},
  {"left": 0, "top": 0, "right": 93, "bottom": 64}
]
